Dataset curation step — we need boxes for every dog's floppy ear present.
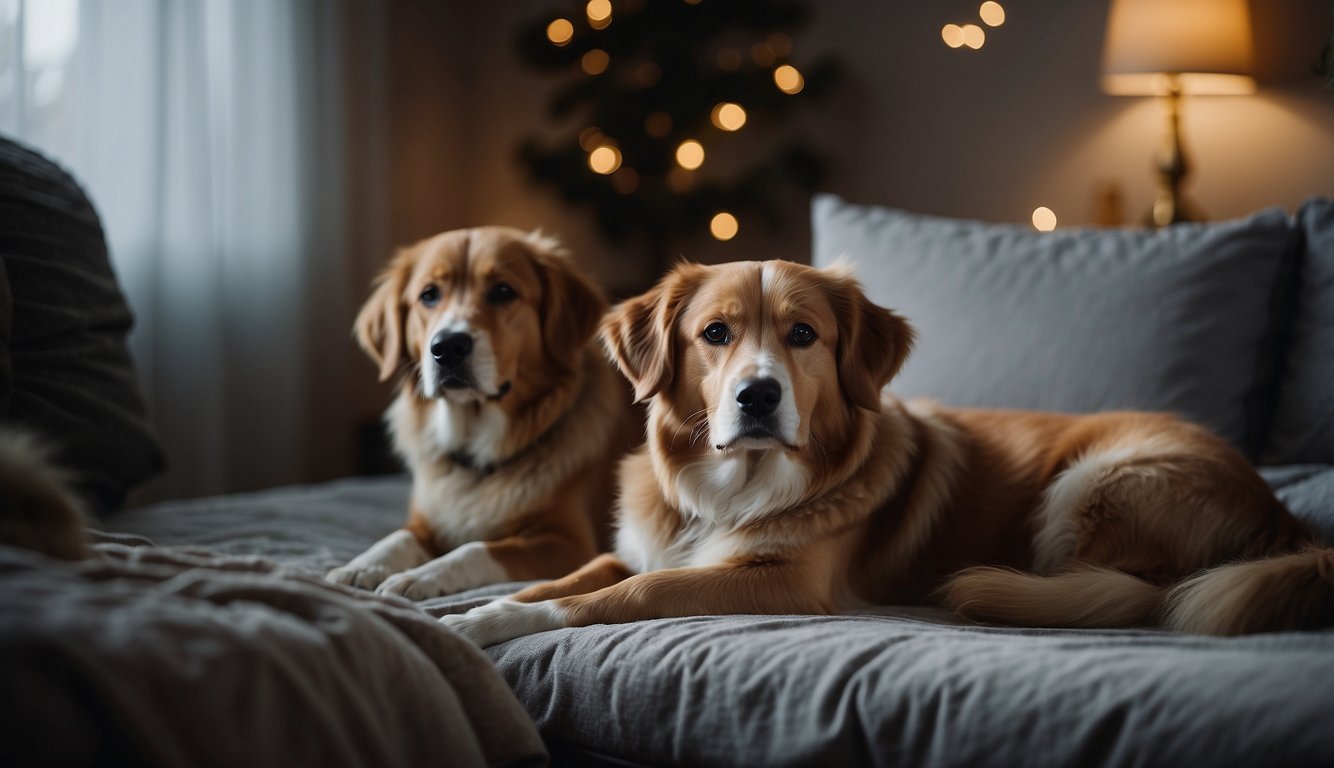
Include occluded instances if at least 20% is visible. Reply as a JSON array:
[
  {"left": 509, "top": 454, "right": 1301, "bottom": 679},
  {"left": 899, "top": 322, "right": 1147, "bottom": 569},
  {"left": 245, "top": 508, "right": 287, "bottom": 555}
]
[
  {"left": 354, "top": 256, "right": 410, "bottom": 382},
  {"left": 527, "top": 233, "right": 607, "bottom": 373},
  {"left": 828, "top": 271, "right": 915, "bottom": 411},
  {"left": 599, "top": 263, "right": 704, "bottom": 403}
]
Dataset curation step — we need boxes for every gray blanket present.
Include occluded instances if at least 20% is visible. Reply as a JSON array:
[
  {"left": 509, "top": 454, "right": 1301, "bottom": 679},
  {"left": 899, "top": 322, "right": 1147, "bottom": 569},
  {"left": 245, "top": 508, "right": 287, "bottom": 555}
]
[
  {"left": 0, "top": 514, "right": 545, "bottom": 767},
  {"left": 67, "top": 467, "right": 1334, "bottom": 767}
]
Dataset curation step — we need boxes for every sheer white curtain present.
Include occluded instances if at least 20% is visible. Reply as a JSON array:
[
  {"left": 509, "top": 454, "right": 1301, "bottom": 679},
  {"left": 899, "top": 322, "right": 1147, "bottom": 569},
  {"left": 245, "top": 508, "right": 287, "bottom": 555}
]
[{"left": 2, "top": 0, "right": 361, "bottom": 499}]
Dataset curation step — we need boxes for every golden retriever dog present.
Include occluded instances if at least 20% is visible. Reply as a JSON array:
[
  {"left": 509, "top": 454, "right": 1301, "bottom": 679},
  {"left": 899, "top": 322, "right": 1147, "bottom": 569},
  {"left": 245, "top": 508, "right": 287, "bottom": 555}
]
[
  {"left": 442, "top": 259, "right": 1332, "bottom": 644},
  {"left": 327, "top": 227, "right": 636, "bottom": 599}
]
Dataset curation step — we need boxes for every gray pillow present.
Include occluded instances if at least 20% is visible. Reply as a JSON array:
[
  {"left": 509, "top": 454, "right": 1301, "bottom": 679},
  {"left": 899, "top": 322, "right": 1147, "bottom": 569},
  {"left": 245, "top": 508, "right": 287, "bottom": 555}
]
[
  {"left": 1265, "top": 198, "right": 1334, "bottom": 465},
  {"left": 811, "top": 194, "right": 1298, "bottom": 459}
]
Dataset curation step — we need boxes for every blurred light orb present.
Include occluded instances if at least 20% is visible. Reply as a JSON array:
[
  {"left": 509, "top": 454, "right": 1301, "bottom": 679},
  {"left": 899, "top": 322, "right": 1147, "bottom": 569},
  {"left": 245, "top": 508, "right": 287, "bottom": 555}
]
[
  {"left": 1032, "top": 206, "right": 1057, "bottom": 232},
  {"left": 961, "top": 24, "right": 986, "bottom": 49},
  {"left": 667, "top": 167, "right": 695, "bottom": 192},
  {"left": 767, "top": 33, "right": 793, "bottom": 57},
  {"left": 547, "top": 18, "right": 574, "bottom": 46},
  {"left": 717, "top": 47, "right": 743, "bottom": 71},
  {"left": 710, "top": 212, "right": 739, "bottom": 241},
  {"left": 612, "top": 167, "right": 639, "bottom": 194},
  {"left": 773, "top": 64, "right": 804, "bottom": 94},
  {"left": 635, "top": 61, "right": 661, "bottom": 87},
  {"left": 941, "top": 24, "right": 965, "bottom": 48},
  {"left": 587, "top": 0, "right": 612, "bottom": 27},
  {"left": 979, "top": 1, "right": 1006, "bottom": 27},
  {"left": 581, "top": 49, "right": 610, "bottom": 75},
  {"left": 752, "top": 42, "right": 775, "bottom": 67},
  {"left": 578, "top": 126, "right": 604, "bottom": 151},
  {"left": 676, "top": 139, "right": 705, "bottom": 170},
  {"left": 710, "top": 102, "right": 747, "bottom": 131},
  {"left": 645, "top": 111, "right": 673, "bottom": 138},
  {"left": 589, "top": 145, "right": 622, "bottom": 174}
]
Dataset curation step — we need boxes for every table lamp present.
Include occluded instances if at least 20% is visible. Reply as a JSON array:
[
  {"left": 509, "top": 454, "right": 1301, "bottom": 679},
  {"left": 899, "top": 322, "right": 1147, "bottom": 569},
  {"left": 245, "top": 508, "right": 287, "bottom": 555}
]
[{"left": 1102, "top": 0, "right": 1255, "bottom": 227}]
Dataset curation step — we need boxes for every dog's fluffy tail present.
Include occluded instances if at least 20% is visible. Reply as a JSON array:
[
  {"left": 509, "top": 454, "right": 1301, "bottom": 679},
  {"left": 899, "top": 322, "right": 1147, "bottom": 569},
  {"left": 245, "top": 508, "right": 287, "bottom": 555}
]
[
  {"left": 943, "top": 564, "right": 1165, "bottom": 629},
  {"left": 944, "top": 551, "right": 1334, "bottom": 636},
  {"left": 1162, "top": 549, "right": 1334, "bottom": 635}
]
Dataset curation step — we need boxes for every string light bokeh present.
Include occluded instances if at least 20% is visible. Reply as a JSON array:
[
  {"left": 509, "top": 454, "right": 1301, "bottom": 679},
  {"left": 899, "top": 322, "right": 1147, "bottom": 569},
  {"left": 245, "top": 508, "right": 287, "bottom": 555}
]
[{"left": 515, "top": 0, "right": 840, "bottom": 258}]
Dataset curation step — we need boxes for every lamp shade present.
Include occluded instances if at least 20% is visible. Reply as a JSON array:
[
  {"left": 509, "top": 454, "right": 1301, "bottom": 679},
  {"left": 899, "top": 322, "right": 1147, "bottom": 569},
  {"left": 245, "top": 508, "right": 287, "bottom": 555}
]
[{"left": 1102, "top": 0, "right": 1255, "bottom": 95}]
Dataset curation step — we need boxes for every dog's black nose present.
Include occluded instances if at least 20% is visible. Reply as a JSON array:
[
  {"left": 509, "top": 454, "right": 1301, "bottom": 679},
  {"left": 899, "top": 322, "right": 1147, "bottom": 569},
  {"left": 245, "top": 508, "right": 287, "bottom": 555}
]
[
  {"left": 736, "top": 377, "right": 782, "bottom": 417},
  {"left": 431, "top": 332, "right": 473, "bottom": 367}
]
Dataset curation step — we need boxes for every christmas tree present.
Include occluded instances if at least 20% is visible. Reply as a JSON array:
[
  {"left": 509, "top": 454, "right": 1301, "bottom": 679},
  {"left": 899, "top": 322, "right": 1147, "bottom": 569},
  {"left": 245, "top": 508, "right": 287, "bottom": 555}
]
[{"left": 514, "top": 0, "right": 839, "bottom": 270}]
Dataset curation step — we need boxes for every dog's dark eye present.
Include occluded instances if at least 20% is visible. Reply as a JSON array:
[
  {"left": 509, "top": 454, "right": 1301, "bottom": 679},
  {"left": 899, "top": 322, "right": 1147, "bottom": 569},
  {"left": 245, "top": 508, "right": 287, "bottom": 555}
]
[
  {"left": 419, "top": 285, "right": 440, "bottom": 307},
  {"left": 789, "top": 323, "right": 817, "bottom": 347},
  {"left": 702, "top": 322, "right": 730, "bottom": 345},
  {"left": 487, "top": 282, "right": 518, "bottom": 305}
]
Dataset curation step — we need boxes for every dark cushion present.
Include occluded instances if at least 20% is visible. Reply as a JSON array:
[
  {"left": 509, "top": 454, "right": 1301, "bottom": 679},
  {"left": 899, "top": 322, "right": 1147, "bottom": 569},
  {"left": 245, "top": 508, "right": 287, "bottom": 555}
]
[
  {"left": 0, "top": 137, "right": 163, "bottom": 511},
  {"left": 1264, "top": 198, "right": 1334, "bottom": 465},
  {"left": 811, "top": 194, "right": 1299, "bottom": 459}
]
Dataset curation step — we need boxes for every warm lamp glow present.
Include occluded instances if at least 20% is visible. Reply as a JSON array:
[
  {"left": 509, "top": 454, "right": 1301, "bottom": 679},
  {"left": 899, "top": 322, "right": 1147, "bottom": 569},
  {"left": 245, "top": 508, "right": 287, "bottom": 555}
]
[
  {"left": 676, "top": 139, "right": 705, "bottom": 170},
  {"left": 711, "top": 102, "right": 747, "bottom": 131},
  {"left": 710, "top": 212, "right": 739, "bottom": 241},
  {"left": 581, "top": 49, "right": 610, "bottom": 75},
  {"left": 979, "top": 2, "right": 1006, "bottom": 28},
  {"left": 546, "top": 18, "right": 574, "bottom": 46},
  {"left": 941, "top": 24, "right": 965, "bottom": 48},
  {"left": 774, "top": 64, "right": 804, "bottom": 94},
  {"left": 1102, "top": 0, "right": 1255, "bottom": 95},
  {"left": 961, "top": 24, "right": 986, "bottom": 50},
  {"left": 1032, "top": 207, "right": 1057, "bottom": 232},
  {"left": 588, "top": 145, "right": 622, "bottom": 174}
]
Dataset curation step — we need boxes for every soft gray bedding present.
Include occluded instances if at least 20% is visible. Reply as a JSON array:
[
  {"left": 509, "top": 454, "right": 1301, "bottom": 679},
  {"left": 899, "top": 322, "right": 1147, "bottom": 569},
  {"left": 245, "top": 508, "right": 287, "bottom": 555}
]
[
  {"left": 0, "top": 480, "right": 545, "bottom": 768},
  {"left": 448, "top": 463, "right": 1334, "bottom": 767},
  {"left": 27, "top": 467, "right": 1334, "bottom": 767}
]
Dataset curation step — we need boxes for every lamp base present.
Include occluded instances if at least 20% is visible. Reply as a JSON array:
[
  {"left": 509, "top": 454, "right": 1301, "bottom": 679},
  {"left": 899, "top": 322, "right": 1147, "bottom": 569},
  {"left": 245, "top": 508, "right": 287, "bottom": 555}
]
[
  {"left": 1148, "top": 186, "right": 1200, "bottom": 227},
  {"left": 1144, "top": 79, "right": 1203, "bottom": 228}
]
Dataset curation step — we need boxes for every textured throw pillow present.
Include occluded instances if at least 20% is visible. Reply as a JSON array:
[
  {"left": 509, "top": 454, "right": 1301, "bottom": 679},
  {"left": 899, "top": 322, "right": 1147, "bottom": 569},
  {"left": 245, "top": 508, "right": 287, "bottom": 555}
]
[
  {"left": 0, "top": 137, "right": 163, "bottom": 512},
  {"left": 1264, "top": 198, "right": 1334, "bottom": 465},
  {"left": 811, "top": 194, "right": 1299, "bottom": 459}
]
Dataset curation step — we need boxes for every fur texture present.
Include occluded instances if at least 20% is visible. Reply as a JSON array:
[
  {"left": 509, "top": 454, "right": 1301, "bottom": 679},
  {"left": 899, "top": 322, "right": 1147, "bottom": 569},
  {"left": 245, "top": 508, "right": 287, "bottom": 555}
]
[{"left": 0, "top": 430, "right": 88, "bottom": 560}]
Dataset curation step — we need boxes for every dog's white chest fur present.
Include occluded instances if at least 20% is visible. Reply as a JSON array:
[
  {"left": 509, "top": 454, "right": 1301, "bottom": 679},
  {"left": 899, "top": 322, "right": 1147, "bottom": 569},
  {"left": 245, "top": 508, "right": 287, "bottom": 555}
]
[
  {"left": 675, "top": 450, "right": 810, "bottom": 528},
  {"left": 616, "top": 450, "right": 811, "bottom": 573},
  {"left": 428, "top": 398, "right": 509, "bottom": 468},
  {"left": 387, "top": 395, "right": 514, "bottom": 546}
]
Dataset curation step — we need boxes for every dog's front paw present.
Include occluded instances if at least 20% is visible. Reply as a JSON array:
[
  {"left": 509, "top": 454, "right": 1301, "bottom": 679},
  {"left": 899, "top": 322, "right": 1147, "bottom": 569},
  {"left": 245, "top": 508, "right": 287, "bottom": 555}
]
[
  {"left": 439, "top": 599, "right": 566, "bottom": 647},
  {"left": 377, "top": 571, "right": 450, "bottom": 601},
  {"left": 325, "top": 564, "right": 393, "bottom": 590}
]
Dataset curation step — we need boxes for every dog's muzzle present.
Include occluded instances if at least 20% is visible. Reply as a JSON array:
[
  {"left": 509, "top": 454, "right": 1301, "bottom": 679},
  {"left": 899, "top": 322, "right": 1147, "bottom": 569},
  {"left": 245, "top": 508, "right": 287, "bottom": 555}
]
[
  {"left": 730, "top": 376, "right": 783, "bottom": 442},
  {"left": 431, "top": 331, "right": 475, "bottom": 389}
]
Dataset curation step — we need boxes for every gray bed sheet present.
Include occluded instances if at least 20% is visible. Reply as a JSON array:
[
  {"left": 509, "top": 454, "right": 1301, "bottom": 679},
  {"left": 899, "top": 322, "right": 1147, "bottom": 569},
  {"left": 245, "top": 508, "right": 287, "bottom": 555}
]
[{"left": 99, "top": 467, "right": 1334, "bottom": 768}]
